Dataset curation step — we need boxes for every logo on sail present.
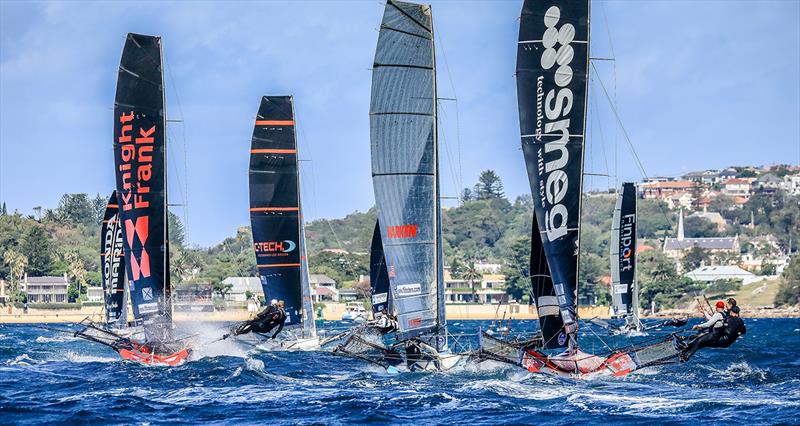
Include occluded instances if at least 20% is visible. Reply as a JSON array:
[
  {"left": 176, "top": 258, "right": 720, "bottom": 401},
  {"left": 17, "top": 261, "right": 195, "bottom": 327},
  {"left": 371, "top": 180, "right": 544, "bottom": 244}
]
[
  {"left": 535, "top": 5, "right": 578, "bottom": 242},
  {"left": 618, "top": 214, "right": 635, "bottom": 272},
  {"left": 387, "top": 224, "right": 418, "bottom": 239},
  {"left": 254, "top": 240, "right": 296, "bottom": 253},
  {"left": 396, "top": 283, "right": 422, "bottom": 296}
]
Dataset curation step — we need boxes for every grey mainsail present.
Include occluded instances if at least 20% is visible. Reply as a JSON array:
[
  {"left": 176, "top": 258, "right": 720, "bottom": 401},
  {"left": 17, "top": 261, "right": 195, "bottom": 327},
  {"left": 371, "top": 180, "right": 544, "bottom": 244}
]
[
  {"left": 516, "top": 0, "right": 590, "bottom": 349},
  {"left": 610, "top": 182, "right": 639, "bottom": 327},
  {"left": 370, "top": 0, "right": 444, "bottom": 341}
]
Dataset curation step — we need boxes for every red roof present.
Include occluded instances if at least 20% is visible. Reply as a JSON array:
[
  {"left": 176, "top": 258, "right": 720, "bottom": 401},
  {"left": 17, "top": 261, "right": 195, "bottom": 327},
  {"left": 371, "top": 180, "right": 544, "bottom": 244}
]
[
  {"left": 641, "top": 180, "right": 694, "bottom": 189},
  {"left": 724, "top": 178, "right": 752, "bottom": 185},
  {"left": 637, "top": 244, "right": 654, "bottom": 253},
  {"left": 314, "top": 286, "right": 337, "bottom": 296}
]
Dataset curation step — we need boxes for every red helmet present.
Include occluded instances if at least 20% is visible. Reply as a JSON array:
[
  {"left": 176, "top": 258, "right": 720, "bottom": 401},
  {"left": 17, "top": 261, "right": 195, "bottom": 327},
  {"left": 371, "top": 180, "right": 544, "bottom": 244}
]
[{"left": 715, "top": 301, "right": 725, "bottom": 309}]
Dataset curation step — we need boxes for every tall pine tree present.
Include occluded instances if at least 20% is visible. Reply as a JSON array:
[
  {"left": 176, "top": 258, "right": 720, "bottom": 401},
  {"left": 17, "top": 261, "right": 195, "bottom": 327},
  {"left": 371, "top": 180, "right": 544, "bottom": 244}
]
[{"left": 21, "top": 225, "right": 54, "bottom": 276}]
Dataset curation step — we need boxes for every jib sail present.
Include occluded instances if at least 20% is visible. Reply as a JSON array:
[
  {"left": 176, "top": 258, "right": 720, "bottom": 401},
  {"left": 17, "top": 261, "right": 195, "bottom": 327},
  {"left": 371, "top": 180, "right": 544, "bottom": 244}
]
[
  {"left": 369, "top": 220, "right": 392, "bottom": 314},
  {"left": 100, "top": 190, "right": 127, "bottom": 327},
  {"left": 249, "top": 96, "right": 309, "bottom": 329},
  {"left": 112, "top": 33, "right": 172, "bottom": 343},
  {"left": 610, "top": 182, "right": 638, "bottom": 320},
  {"left": 517, "top": 0, "right": 590, "bottom": 348},
  {"left": 370, "top": 0, "right": 444, "bottom": 340}
]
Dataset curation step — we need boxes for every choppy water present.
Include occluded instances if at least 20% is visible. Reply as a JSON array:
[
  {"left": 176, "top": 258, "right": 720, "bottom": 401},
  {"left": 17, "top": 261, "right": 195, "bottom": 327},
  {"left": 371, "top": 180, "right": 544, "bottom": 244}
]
[{"left": 1, "top": 318, "right": 798, "bottom": 425}]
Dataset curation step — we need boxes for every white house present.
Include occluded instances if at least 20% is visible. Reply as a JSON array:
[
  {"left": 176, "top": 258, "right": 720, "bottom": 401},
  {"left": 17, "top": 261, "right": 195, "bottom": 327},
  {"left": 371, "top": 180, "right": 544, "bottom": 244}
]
[
  {"left": 20, "top": 273, "right": 69, "bottom": 303},
  {"left": 685, "top": 265, "right": 760, "bottom": 285},
  {"left": 86, "top": 286, "right": 104, "bottom": 303},
  {"left": 222, "top": 277, "right": 263, "bottom": 302}
]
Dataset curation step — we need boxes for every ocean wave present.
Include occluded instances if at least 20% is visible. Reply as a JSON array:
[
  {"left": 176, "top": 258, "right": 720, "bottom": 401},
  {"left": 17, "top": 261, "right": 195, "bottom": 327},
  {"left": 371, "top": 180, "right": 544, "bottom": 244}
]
[
  {"left": 62, "top": 351, "right": 118, "bottom": 363},
  {"left": 5, "top": 354, "right": 36, "bottom": 366},
  {"left": 36, "top": 335, "right": 79, "bottom": 343}
]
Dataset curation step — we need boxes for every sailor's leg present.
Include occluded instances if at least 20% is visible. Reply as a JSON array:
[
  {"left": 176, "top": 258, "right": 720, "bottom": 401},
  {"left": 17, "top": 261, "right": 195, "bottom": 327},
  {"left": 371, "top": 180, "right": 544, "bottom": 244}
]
[{"left": 681, "top": 332, "right": 716, "bottom": 361}]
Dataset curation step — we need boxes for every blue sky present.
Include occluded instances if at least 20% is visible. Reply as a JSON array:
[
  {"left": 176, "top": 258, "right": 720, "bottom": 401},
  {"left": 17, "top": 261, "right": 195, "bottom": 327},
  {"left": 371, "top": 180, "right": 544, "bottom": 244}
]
[{"left": 1, "top": 0, "right": 798, "bottom": 247}]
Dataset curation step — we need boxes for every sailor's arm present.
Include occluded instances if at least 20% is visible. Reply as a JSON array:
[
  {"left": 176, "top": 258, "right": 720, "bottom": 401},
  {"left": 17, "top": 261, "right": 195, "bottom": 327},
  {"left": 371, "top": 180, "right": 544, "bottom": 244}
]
[
  {"left": 271, "top": 319, "right": 285, "bottom": 339},
  {"left": 694, "top": 312, "right": 723, "bottom": 330}
]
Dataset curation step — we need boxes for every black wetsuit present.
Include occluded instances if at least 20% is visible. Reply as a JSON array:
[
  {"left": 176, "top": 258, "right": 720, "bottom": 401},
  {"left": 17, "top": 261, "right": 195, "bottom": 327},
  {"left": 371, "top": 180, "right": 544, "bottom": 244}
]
[
  {"left": 681, "top": 315, "right": 746, "bottom": 361},
  {"left": 262, "top": 309, "right": 287, "bottom": 339},
  {"left": 234, "top": 306, "right": 279, "bottom": 336}
]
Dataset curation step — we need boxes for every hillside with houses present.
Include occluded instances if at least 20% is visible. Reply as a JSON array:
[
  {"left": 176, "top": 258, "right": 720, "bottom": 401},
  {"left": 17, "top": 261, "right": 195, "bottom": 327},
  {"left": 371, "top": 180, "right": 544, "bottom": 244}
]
[{"left": 0, "top": 165, "right": 798, "bottom": 316}]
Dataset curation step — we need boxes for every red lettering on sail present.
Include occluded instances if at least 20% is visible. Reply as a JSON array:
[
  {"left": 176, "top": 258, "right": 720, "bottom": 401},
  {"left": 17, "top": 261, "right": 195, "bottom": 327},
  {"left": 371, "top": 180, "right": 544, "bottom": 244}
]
[{"left": 387, "top": 224, "right": 418, "bottom": 239}]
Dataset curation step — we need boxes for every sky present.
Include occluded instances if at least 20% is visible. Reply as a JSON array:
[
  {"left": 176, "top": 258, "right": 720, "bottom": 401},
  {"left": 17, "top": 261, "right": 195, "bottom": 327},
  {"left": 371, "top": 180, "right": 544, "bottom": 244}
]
[{"left": 1, "top": 0, "right": 798, "bottom": 247}]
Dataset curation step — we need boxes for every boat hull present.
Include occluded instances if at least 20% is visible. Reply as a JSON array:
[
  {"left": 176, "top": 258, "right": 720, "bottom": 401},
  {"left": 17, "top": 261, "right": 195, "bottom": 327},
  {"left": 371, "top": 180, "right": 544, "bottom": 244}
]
[{"left": 118, "top": 347, "right": 191, "bottom": 366}]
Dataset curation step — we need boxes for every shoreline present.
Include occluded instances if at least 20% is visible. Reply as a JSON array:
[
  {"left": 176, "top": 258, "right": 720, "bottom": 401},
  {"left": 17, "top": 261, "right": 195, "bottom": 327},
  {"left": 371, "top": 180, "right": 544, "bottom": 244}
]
[{"left": 1, "top": 304, "right": 798, "bottom": 324}]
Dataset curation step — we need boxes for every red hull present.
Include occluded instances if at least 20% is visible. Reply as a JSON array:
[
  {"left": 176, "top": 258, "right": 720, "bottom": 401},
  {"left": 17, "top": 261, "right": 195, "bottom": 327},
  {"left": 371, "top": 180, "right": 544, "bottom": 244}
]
[
  {"left": 521, "top": 349, "right": 637, "bottom": 379},
  {"left": 119, "top": 347, "right": 191, "bottom": 366}
]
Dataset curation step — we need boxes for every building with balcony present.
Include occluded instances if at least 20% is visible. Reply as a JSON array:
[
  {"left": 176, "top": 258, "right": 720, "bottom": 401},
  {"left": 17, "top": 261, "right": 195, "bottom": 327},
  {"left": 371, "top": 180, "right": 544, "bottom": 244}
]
[{"left": 19, "top": 273, "right": 69, "bottom": 304}]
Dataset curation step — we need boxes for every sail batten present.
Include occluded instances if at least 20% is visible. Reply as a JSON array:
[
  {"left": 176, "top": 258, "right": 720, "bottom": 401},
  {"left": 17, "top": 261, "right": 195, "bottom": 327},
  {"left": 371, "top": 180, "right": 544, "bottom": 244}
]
[
  {"left": 516, "top": 0, "right": 590, "bottom": 348},
  {"left": 249, "top": 96, "right": 313, "bottom": 333},
  {"left": 370, "top": 0, "right": 442, "bottom": 340}
]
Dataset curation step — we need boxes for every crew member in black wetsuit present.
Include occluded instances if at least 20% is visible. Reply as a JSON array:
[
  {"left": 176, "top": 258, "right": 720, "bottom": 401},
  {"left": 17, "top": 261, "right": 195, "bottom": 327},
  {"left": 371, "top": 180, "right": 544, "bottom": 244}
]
[
  {"left": 225, "top": 299, "right": 280, "bottom": 339},
  {"left": 681, "top": 306, "right": 746, "bottom": 361},
  {"left": 263, "top": 300, "right": 288, "bottom": 339}
]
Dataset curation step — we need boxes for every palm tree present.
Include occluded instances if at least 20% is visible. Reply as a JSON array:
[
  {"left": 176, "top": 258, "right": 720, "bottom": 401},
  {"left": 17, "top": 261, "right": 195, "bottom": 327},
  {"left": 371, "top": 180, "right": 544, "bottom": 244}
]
[
  {"left": 462, "top": 261, "right": 483, "bottom": 304},
  {"left": 3, "top": 249, "right": 28, "bottom": 296}
]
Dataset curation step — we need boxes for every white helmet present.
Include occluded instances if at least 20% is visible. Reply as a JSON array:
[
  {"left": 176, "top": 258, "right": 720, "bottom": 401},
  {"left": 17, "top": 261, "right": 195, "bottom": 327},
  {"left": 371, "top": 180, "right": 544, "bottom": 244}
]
[{"left": 270, "top": 299, "right": 278, "bottom": 305}]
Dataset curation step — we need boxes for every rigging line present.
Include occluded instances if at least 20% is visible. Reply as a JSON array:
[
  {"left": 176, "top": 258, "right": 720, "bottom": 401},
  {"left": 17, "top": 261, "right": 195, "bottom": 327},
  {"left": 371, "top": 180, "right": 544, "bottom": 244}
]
[
  {"left": 437, "top": 103, "right": 462, "bottom": 200},
  {"left": 433, "top": 22, "right": 463, "bottom": 196},
  {"left": 590, "top": 73, "right": 613, "bottom": 189},
  {"left": 600, "top": 1, "right": 619, "bottom": 189},
  {"left": 164, "top": 51, "right": 190, "bottom": 241},
  {"left": 295, "top": 120, "right": 318, "bottom": 221}
]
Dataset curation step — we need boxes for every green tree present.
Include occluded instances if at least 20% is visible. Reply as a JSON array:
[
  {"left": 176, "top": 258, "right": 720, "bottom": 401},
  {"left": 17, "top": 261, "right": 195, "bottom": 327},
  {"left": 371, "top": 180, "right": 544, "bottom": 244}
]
[
  {"left": 168, "top": 212, "right": 186, "bottom": 249},
  {"left": 500, "top": 234, "right": 530, "bottom": 302},
  {"left": 776, "top": 255, "right": 800, "bottom": 306},
  {"left": 684, "top": 216, "right": 720, "bottom": 238},
  {"left": 21, "top": 225, "right": 53, "bottom": 276},
  {"left": 462, "top": 261, "right": 483, "bottom": 303},
  {"left": 91, "top": 193, "right": 107, "bottom": 225},
  {"left": 54, "top": 193, "right": 96, "bottom": 226},
  {"left": 3, "top": 249, "right": 28, "bottom": 295},
  {"left": 682, "top": 246, "right": 710, "bottom": 272},
  {"left": 473, "top": 170, "right": 505, "bottom": 200}
]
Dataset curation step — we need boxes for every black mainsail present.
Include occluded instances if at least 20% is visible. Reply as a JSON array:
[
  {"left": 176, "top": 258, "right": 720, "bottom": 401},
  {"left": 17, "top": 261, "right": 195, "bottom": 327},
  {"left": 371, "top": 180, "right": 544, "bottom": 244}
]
[
  {"left": 610, "top": 182, "right": 639, "bottom": 326},
  {"left": 370, "top": 0, "right": 445, "bottom": 341},
  {"left": 517, "top": 0, "right": 590, "bottom": 349},
  {"left": 369, "top": 220, "right": 392, "bottom": 314},
  {"left": 248, "top": 95, "right": 315, "bottom": 335},
  {"left": 100, "top": 191, "right": 127, "bottom": 328},
  {"left": 112, "top": 33, "right": 173, "bottom": 345}
]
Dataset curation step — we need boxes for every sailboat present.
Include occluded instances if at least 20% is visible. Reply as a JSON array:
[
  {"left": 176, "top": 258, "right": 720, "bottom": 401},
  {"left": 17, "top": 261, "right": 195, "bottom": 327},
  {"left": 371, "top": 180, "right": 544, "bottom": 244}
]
[
  {"left": 609, "top": 182, "right": 644, "bottom": 334},
  {"left": 245, "top": 95, "right": 319, "bottom": 351},
  {"left": 480, "top": 0, "right": 682, "bottom": 378},
  {"left": 332, "top": 0, "right": 462, "bottom": 372},
  {"left": 75, "top": 33, "right": 190, "bottom": 366}
]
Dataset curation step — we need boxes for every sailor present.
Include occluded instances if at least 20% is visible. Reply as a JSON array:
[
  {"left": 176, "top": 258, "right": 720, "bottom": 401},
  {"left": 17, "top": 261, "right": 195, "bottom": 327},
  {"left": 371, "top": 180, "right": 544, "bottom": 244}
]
[
  {"left": 264, "top": 300, "right": 288, "bottom": 339},
  {"left": 681, "top": 306, "right": 746, "bottom": 361},
  {"left": 693, "top": 300, "right": 726, "bottom": 333},
  {"left": 369, "top": 307, "right": 398, "bottom": 334},
  {"left": 225, "top": 299, "right": 280, "bottom": 339},
  {"left": 726, "top": 298, "right": 737, "bottom": 315}
]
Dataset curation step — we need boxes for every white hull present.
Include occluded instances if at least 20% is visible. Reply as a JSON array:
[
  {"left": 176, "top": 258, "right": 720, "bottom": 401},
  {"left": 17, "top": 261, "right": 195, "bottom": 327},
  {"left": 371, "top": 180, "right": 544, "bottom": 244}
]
[{"left": 254, "top": 336, "right": 320, "bottom": 352}]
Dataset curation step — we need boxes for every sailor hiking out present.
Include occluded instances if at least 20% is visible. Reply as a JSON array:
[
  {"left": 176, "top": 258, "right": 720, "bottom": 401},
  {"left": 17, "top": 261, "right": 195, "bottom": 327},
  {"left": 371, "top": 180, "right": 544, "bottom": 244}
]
[
  {"left": 226, "top": 300, "right": 288, "bottom": 340},
  {"left": 368, "top": 307, "right": 398, "bottom": 335},
  {"left": 680, "top": 302, "right": 747, "bottom": 361}
]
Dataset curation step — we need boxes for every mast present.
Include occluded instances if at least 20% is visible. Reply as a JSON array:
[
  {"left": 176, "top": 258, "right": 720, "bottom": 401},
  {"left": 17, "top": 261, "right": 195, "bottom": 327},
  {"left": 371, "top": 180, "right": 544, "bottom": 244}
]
[
  {"left": 430, "top": 3, "right": 447, "bottom": 344},
  {"left": 516, "top": 0, "right": 591, "bottom": 350}
]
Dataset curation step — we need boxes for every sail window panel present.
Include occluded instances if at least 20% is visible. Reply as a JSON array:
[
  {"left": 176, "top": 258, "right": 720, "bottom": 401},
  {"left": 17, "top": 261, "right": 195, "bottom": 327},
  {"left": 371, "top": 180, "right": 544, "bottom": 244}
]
[
  {"left": 373, "top": 175, "right": 435, "bottom": 245},
  {"left": 249, "top": 153, "right": 297, "bottom": 175},
  {"left": 370, "top": 115, "right": 434, "bottom": 175},
  {"left": 374, "top": 28, "right": 432, "bottom": 69},
  {"left": 380, "top": 1, "right": 431, "bottom": 39},
  {"left": 381, "top": 241, "right": 438, "bottom": 335},
  {"left": 370, "top": 67, "right": 434, "bottom": 115},
  {"left": 249, "top": 178, "right": 299, "bottom": 210},
  {"left": 519, "top": 1, "right": 588, "bottom": 43},
  {"left": 250, "top": 128, "right": 296, "bottom": 151}
]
